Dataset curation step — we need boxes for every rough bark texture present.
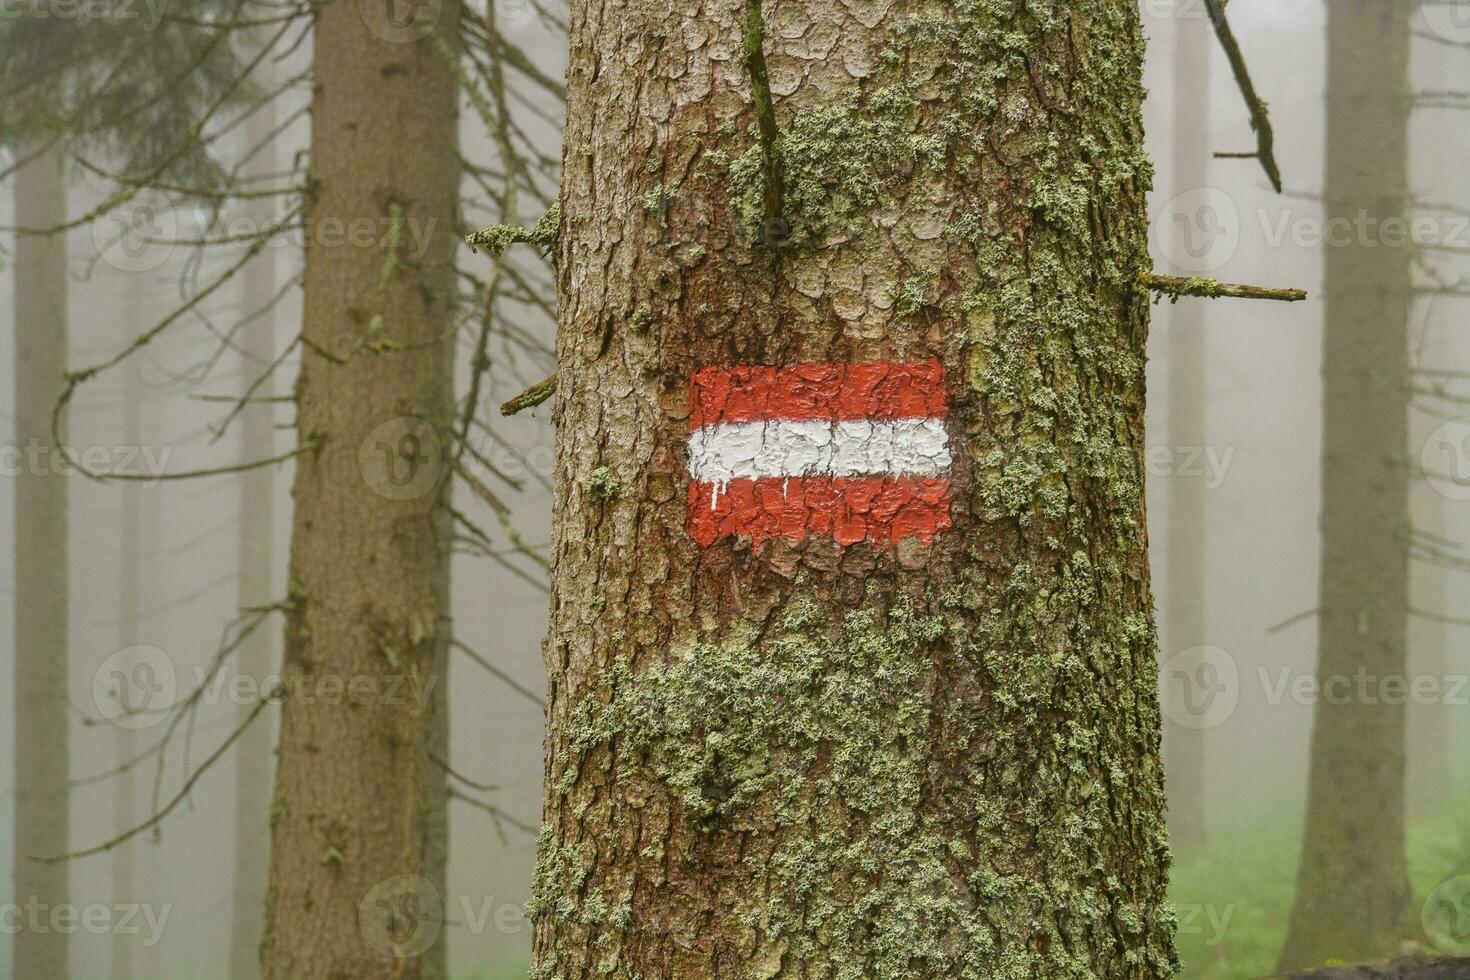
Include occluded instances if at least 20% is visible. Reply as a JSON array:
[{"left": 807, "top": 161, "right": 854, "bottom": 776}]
[
  {"left": 261, "top": 6, "right": 460, "bottom": 977},
  {"left": 1159, "top": 9, "right": 1208, "bottom": 858},
  {"left": 533, "top": 1, "right": 1174, "bottom": 978},
  {"left": 231, "top": 92, "right": 279, "bottom": 980},
  {"left": 11, "top": 139, "right": 70, "bottom": 980},
  {"left": 1279, "top": 0, "right": 1413, "bottom": 970}
]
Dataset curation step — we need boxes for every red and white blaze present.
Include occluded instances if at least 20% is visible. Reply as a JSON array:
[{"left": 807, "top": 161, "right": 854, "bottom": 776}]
[{"left": 686, "top": 361, "right": 953, "bottom": 548}]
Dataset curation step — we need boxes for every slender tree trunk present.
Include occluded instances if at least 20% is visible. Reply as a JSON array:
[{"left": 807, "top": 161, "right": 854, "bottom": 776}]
[
  {"left": 1160, "top": 9, "right": 1210, "bottom": 858},
  {"left": 230, "top": 93, "right": 280, "bottom": 980},
  {"left": 111, "top": 273, "right": 148, "bottom": 980},
  {"left": 1407, "top": 39, "right": 1454, "bottom": 820},
  {"left": 11, "top": 140, "right": 70, "bottom": 980},
  {"left": 1407, "top": 497, "right": 1447, "bottom": 820},
  {"left": 531, "top": 2, "right": 1175, "bottom": 977},
  {"left": 261, "top": 6, "right": 460, "bottom": 977},
  {"left": 1279, "top": 1, "right": 1414, "bottom": 970}
]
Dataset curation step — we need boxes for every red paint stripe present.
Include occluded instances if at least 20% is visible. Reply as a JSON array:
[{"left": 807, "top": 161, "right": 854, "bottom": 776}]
[
  {"left": 687, "top": 477, "right": 952, "bottom": 549},
  {"left": 690, "top": 361, "right": 948, "bottom": 428}
]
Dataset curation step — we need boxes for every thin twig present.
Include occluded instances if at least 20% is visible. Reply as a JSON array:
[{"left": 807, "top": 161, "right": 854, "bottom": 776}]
[
  {"left": 447, "top": 788, "right": 537, "bottom": 838},
  {"left": 35, "top": 697, "right": 274, "bottom": 864},
  {"left": 428, "top": 749, "right": 500, "bottom": 792},
  {"left": 452, "top": 639, "right": 546, "bottom": 708}
]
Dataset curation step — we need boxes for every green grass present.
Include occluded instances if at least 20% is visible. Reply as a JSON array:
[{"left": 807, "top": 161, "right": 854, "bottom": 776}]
[{"left": 1171, "top": 787, "right": 1470, "bottom": 979}]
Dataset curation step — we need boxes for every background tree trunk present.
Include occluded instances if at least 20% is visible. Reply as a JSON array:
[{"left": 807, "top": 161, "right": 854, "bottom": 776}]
[
  {"left": 230, "top": 88, "right": 280, "bottom": 980},
  {"left": 261, "top": 6, "right": 460, "bottom": 977},
  {"left": 531, "top": 1, "right": 1175, "bottom": 977},
  {"left": 1160, "top": 6, "right": 1211, "bottom": 858},
  {"left": 11, "top": 139, "right": 70, "bottom": 980},
  {"left": 1406, "top": 35, "right": 1456, "bottom": 820},
  {"left": 110, "top": 272, "right": 149, "bottom": 980},
  {"left": 1279, "top": 0, "right": 1414, "bottom": 970}
]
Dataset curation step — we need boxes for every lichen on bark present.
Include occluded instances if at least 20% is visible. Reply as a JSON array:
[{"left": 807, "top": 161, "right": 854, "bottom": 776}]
[{"left": 537, "top": 0, "right": 1174, "bottom": 976}]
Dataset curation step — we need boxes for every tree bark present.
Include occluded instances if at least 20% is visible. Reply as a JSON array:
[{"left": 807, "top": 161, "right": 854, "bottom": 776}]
[
  {"left": 1278, "top": 0, "right": 1414, "bottom": 970},
  {"left": 230, "top": 88, "right": 280, "bottom": 980},
  {"left": 532, "top": 2, "right": 1175, "bottom": 977},
  {"left": 261, "top": 6, "right": 460, "bottom": 977},
  {"left": 1160, "top": 7, "right": 1210, "bottom": 858},
  {"left": 11, "top": 139, "right": 70, "bottom": 980}
]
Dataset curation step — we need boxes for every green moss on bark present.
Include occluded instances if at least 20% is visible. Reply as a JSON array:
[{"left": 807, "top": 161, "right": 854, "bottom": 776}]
[{"left": 534, "top": 593, "right": 1175, "bottom": 979}]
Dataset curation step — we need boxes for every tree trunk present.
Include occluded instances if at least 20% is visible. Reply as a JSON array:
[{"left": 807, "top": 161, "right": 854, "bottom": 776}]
[
  {"left": 261, "top": 6, "right": 460, "bottom": 977},
  {"left": 11, "top": 139, "right": 70, "bottom": 980},
  {"left": 1279, "top": 0, "right": 1413, "bottom": 970},
  {"left": 111, "top": 273, "right": 148, "bottom": 980},
  {"left": 1159, "top": 7, "right": 1210, "bottom": 858},
  {"left": 230, "top": 90, "right": 280, "bottom": 980},
  {"left": 1406, "top": 37, "right": 1454, "bottom": 821},
  {"left": 532, "top": 2, "right": 1175, "bottom": 977}
]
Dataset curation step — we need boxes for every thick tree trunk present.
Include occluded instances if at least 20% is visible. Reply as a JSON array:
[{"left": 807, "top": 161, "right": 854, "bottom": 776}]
[
  {"left": 1160, "top": 8, "right": 1210, "bottom": 858},
  {"left": 230, "top": 92, "right": 280, "bottom": 980},
  {"left": 532, "top": 2, "right": 1174, "bottom": 977},
  {"left": 1279, "top": 0, "right": 1413, "bottom": 970},
  {"left": 261, "top": 6, "right": 460, "bottom": 977},
  {"left": 11, "top": 140, "right": 70, "bottom": 980}
]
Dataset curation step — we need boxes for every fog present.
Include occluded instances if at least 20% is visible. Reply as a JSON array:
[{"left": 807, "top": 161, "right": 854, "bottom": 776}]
[{"left": 2, "top": 1, "right": 1467, "bottom": 978}]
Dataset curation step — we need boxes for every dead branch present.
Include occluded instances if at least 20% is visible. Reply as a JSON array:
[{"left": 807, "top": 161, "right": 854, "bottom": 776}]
[
  {"left": 1204, "top": 0, "right": 1284, "bottom": 192},
  {"left": 452, "top": 639, "right": 546, "bottom": 709},
  {"left": 35, "top": 696, "right": 274, "bottom": 864},
  {"left": 1141, "top": 273, "right": 1308, "bottom": 302},
  {"left": 500, "top": 373, "right": 557, "bottom": 415}
]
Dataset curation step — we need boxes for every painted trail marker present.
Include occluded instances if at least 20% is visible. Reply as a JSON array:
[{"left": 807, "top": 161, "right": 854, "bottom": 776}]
[{"left": 686, "top": 361, "right": 953, "bottom": 548}]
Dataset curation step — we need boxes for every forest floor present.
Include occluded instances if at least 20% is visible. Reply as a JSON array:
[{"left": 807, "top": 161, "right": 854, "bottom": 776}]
[
  {"left": 1172, "top": 783, "right": 1470, "bottom": 979},
  {"left": 1276, "top": 957, "right": 1470, "bottom": 979}
]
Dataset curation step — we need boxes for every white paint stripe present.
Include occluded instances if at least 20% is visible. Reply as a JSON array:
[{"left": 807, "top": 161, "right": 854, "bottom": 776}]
[{"left": 687, "top": 419, "right": 951, "bottom": 483}]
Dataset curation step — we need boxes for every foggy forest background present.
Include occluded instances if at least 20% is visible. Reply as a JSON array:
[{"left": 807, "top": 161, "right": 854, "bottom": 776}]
[{"left": 3, "top": 0, "right": 1470, "bottom": 977}]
